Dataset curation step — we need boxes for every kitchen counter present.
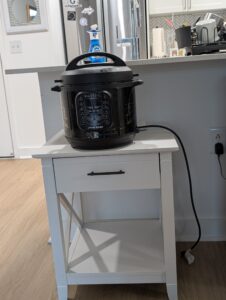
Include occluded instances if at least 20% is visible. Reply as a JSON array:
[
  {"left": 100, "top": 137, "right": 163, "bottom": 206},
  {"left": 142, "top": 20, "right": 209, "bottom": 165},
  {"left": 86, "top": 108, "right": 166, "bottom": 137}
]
[
  {"left": 5, "top": 52, "right": 226, "bottom": 74},
  {"left": 127, "top": 52, "right": 226, "bottom": 66}
]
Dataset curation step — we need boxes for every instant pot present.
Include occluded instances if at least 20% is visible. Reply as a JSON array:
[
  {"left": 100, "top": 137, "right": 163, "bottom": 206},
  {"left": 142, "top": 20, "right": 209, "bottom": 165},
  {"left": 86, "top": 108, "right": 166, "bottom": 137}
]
[{"left": 52, "top": 52, "right": 143, "bottom": 150}]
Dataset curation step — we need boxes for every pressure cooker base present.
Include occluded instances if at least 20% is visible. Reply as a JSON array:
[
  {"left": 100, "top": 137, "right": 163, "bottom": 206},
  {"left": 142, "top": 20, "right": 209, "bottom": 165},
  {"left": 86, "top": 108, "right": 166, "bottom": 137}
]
[{"left": 66, "top": 134, "right": 134, "bottom": 150}]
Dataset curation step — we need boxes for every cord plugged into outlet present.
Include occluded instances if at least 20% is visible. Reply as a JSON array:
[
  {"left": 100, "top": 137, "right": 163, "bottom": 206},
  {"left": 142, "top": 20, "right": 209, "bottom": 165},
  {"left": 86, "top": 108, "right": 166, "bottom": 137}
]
[
  {"left": 138, "top": 124, "right": 201, "bottom": 265},
  {"left": 215, "top": 142, "right": 226, "bottom": 180},
  {"left": 215, "top": 142, "right": 224, "bottom": 156}
]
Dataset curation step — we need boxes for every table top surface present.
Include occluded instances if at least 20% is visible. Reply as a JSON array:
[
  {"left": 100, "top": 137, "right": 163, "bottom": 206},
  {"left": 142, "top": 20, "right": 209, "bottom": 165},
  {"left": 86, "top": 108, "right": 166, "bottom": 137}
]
[{"left": 32, "top": 128, "right": 179, "bottom": 159}]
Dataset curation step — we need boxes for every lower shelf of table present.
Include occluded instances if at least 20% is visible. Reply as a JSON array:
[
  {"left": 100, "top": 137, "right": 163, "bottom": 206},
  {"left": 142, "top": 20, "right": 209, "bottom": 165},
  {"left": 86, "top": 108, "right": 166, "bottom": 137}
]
[{"left": 67, "top": 219, "right": 165, "bottom": 285}]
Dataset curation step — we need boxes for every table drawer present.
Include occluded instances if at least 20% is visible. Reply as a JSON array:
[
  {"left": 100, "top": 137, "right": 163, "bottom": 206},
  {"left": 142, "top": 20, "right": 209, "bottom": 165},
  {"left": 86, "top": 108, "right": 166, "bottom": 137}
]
[{"left": 53, "top": 154, "right": 160, "bottom": 193}]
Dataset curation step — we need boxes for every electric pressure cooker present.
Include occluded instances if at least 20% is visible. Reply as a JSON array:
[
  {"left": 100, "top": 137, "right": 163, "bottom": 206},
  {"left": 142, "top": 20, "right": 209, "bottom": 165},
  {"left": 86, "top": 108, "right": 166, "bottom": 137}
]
[{"left": 52, "top": 52, "right": 143, "bottom": 150}]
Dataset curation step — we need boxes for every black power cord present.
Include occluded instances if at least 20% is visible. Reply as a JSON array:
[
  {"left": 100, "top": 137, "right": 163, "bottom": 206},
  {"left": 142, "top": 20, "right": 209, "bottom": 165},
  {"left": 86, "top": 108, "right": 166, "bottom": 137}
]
[
  {"left": 137, "top": 125, "right": 201, "bottom": 264},
  {"left": 217, "top": 156, "right": 226, "bottom": 180}
]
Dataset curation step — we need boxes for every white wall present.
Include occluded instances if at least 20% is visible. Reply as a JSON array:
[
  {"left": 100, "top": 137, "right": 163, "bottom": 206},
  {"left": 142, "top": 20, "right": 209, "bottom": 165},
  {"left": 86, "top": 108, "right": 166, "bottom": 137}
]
[
  {"left": 0, "top": 0, "right": 66, "bottom": 157},
  {"left": 0, "top": 0, "right": 65, "bottom": 69},
  {"left": 133, "top": 61, "right": 226, "bottom": 241},
  {"left": 84, "top": 61, "right": 226, "bottom": 241}
]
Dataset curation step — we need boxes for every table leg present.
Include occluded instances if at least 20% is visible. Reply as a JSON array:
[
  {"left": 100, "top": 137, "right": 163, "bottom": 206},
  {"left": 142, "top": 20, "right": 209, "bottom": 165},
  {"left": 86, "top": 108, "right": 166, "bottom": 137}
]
[
  {"left": 166, "top": 284, "right": 178, "bottom": 300},
  {"left": 160, "top": 153, "right": 178, "bottom": 300},
  {"left": 57, "top": 286, "right": 68, "bottom": 300},
  {"left": 42, "top": 159, "right": 68, "bottom": 300}
]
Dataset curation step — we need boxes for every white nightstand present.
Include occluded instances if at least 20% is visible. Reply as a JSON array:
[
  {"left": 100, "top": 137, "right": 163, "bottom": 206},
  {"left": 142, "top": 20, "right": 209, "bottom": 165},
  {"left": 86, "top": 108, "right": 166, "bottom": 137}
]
[{"left": 33, "top": 128, "right": 179, "bottom": 300}]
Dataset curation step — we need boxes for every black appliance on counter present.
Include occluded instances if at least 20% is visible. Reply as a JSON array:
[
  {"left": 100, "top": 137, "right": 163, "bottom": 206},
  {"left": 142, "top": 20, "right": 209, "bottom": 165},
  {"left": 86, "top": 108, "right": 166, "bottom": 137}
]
[
  {"left": 192, "top": 41, "right": 226, "bottom": 55},
  {"left": 175, "top": 26, "right": 192, "bottom": 49},
  {"left": 52, "top": 52, "right": 143, "bottom": 150},
  {"left": 191, "top": 13, "right": 226, "bottom": 55}
]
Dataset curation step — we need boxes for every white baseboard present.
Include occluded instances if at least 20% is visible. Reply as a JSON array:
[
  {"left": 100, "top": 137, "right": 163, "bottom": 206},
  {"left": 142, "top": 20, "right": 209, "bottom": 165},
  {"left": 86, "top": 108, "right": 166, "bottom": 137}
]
[
  {"left": 14, "top": 146, "right": 41, "bottom": 159},
  {"left": 175, "top": 217, "right": 226, "bottom": 241},
  {"left": 46, "top": 218, "right": 226, "bottom": 243}
]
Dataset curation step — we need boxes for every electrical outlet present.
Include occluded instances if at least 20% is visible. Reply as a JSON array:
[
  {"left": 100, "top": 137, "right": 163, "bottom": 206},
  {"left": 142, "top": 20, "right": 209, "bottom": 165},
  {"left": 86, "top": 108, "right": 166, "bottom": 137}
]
[
  {"left": 9, "top": 40, "right": 22, "bottom": 54},
  {"left": 209, "top": 128, "right": 226, "bottom": 154}
]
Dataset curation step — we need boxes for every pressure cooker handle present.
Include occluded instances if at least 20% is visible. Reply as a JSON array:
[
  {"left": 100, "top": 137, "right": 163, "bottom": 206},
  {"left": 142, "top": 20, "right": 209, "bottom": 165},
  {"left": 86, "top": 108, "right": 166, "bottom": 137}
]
[
  {"left": 66, "top": 52, "right": 126, "bottom": 71},
  {"left": 51, "top": 85, "right": 62, "bottom": 92},
  {"left": 131, "top": 79, "right": 143, "bottom": 87}
]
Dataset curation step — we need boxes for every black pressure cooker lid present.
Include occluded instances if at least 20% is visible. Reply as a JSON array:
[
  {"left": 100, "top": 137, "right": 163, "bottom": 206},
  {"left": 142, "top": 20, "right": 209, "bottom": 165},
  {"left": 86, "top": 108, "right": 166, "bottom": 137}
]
[{"left": 62, "top": 52, "right": 133, "bottom": 85}]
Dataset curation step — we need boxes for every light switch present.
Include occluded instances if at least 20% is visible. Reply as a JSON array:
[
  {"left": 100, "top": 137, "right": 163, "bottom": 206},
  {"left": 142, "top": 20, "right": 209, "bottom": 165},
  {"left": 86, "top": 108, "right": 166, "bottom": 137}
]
[{"left": 10, "top": 40, "right": 22, "bottom": 54}]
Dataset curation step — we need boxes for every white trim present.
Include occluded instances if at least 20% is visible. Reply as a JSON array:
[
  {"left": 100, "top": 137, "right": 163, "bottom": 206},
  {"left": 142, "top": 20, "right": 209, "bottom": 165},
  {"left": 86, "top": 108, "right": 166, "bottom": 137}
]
[
  {"left": 176, "top": 217, "right": 226, "bottom": 241},
  {"left": 14, "top": 146, "right": 45, "bottom": 158},
  {"left": 1, "top": 0, "right": 48, "bottom": 34},
  {"left": 0, "top": 52, "right": 14, "bottom": 156},
  {"left": 60, "top": 216, "right": 226, "bottom": 242},
  {"left": 146, "top": 0, "right": 151, "bottom": 59}
]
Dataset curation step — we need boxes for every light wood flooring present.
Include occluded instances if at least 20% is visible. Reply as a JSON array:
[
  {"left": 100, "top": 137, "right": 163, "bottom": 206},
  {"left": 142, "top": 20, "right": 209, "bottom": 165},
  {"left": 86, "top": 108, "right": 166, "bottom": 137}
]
[{"left": 0, "top": 159, "right": 226, "bottom": 300}]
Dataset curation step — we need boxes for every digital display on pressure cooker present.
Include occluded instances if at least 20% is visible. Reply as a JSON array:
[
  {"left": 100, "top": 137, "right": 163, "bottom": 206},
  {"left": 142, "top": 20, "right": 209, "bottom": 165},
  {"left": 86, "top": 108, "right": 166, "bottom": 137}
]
[{"left": 75, "top": 91, "right": 112, "bottom": 130}]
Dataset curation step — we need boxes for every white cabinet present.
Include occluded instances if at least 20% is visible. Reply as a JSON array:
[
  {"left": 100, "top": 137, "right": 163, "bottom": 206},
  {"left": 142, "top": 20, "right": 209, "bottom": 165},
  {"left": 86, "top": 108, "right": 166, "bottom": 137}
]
[
  {"left": 148, "top": 0, "right": 185, "bottom": 15},
  {"left": 148, "top": 0, "right": 226, "bottom": 15},
  {"left": 189, "top": 0, "right": 226, "bottom": 11},
  {"left": 6, "top": 73, "right": 46, "bottom": 157}
]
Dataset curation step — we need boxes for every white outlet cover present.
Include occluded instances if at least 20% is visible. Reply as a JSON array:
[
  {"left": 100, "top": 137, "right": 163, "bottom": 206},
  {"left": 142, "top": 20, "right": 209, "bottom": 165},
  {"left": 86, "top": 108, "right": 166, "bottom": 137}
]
[
  {"left": 209, "top": 128, "right": 226, "bottom": 154},
  {"left": 9, "top": 40, "right": 22, "bottom": 54}
]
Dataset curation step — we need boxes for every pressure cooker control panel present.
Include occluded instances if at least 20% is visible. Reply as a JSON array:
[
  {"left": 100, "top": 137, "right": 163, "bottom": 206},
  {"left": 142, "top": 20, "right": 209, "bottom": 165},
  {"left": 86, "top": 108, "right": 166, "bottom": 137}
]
[{"left": 75, "top": 91, "right": 112, "bottom": 130}]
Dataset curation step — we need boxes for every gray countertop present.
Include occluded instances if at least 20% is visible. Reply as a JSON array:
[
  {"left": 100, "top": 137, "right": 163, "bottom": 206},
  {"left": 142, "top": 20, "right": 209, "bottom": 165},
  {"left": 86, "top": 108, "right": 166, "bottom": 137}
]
[{"left": 5, "top": 52, "right": 226, "bottom": 74}]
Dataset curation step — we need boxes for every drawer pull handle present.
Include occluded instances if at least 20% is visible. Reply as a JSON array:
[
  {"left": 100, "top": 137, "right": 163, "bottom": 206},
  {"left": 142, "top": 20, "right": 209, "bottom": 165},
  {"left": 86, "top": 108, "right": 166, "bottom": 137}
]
[{"left": 87, "top": 170, "right": 125, "bottom": 176}]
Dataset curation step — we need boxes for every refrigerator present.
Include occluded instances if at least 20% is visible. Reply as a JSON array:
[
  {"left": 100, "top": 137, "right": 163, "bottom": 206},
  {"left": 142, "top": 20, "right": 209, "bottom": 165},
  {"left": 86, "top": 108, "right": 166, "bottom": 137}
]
[{"left": 61, "top": 0, "right": 148, "bottom": 62}]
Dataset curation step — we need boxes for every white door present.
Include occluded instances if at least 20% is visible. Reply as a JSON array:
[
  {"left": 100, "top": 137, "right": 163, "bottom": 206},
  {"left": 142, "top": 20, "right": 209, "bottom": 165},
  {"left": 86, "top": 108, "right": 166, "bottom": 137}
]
[
  {"left": 148, "top": 0, "right": 185, "bottom": 15},
  {"left": 0, "top": 56, "right": 13, "bottom": 157},
  {"left": 189, "top": 0, "right": 226, "bottom": 11}
]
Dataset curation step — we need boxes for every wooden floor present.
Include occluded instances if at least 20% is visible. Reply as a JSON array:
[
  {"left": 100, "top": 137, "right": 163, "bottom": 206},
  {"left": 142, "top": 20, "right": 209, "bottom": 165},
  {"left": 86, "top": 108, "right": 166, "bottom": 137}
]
[{"left": 0, "top": 159, "right": 226, "bottom": 300}]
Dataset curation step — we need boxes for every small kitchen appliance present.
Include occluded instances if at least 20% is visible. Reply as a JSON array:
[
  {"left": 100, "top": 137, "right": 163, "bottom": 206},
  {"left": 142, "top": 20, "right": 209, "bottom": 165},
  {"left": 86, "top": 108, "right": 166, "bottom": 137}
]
[
  {"left": 192, "top": 13, "right": 226, "bottom": 55},
  {"left": 203, "top": 13, "right": 224, "bottom": 31},
  {"left": 195, "top": 19, "right": 219, "bottom": 44},
  {"left": 175, "top": 25, "right": 192, "bottom": 54},
  {"left": 52, "top": 52, "right": 143, "bottom": 150}
]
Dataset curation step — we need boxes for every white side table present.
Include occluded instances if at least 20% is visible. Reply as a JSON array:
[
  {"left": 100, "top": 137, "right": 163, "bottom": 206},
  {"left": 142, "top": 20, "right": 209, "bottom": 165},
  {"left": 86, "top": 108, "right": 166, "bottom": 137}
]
[{"left": 32, "top": 128, "right": 179, "bottom": 300}]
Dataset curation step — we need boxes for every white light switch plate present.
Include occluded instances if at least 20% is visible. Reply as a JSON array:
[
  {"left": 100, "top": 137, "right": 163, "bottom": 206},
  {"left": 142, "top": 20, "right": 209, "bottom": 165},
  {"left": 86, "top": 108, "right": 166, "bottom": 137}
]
[{"left": 9, "top": 40, "right": 22, "bottom": 54}]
